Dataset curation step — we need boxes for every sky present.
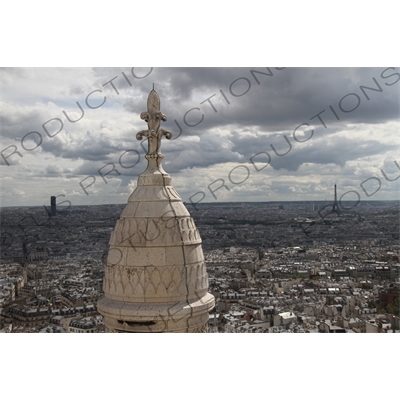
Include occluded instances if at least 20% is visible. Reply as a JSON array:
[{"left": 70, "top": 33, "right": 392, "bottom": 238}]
[
  {"left": 1, "top": 5, "right": 399, "bottom": 395},
  {"left": 1, "top": 67, "right": 399, "bottom": 208}
]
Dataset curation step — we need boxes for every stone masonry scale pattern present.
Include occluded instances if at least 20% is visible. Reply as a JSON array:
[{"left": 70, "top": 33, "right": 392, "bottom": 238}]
[{"left": 97, "top": 88, "right": 215, "bottom": 332}]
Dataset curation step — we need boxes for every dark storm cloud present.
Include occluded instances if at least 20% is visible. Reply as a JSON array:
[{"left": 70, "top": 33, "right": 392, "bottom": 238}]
[
  {"left": 140, "top": 67, "right": 398, "bottom": 175},
  {"left": 146, "top": 67, "right": 399, "bottom": 134},
  {"left": 267, "top": 136, "right": 393, "bottom": 172},
  {"left": 159, "top": 133, "right": 244, "bottom": 174},
  {"left": 5, "top": 68, "right": 397, "bottom": 150},
  {"left": 227, "top": 125, "right": 392, "bottom": 172},
  {"left": 2, "top": 67, "right": 398, "bottom": 202},
  {"left": 39, "top": 130, "right": 124, "bottom": 162},
  {"left": 0, "top": 103, "right": 55, "bottom": 141}
]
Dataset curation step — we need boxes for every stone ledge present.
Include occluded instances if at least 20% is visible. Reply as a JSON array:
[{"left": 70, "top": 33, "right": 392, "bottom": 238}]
[{"left": 98, "top": 293, "right": 215, "bottom": 333}]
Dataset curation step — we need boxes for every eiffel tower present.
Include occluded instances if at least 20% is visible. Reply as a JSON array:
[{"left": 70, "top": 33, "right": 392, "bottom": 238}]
[{"left": 331, "top": 184, "right": 340, "bottom": 214}]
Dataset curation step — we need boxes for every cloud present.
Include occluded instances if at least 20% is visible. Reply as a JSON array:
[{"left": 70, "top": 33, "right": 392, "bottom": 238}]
[
  {"left": 1, "top": 67, "right": 399, "bottom": 206},
  {"left": 45, "top": 164, "right": 62, "bottom": 174}
]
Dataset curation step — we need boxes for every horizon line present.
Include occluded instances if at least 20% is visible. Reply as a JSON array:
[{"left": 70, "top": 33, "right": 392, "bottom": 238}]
[{"left": 1, "top": 199, "right": 400, "bottom": 209}]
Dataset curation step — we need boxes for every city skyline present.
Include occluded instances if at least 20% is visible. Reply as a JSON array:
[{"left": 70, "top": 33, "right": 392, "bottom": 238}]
[{"left": 1, "top": 67, "right": 399, "bottom": 208}]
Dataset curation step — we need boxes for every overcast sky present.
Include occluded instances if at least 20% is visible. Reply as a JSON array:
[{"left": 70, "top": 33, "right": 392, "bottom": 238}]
[{"left": 0, "top": 67, "right": 399, "bottom": 208}]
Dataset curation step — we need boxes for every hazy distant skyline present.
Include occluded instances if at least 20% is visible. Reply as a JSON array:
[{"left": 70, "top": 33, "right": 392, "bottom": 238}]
[{"left": 1, "top": 67, "right": 399, "bottom": 208}]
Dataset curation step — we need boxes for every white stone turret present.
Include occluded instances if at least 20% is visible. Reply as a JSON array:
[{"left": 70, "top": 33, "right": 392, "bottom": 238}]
[{"left": 97, "top": 88, "right": 215, "bottom": 332}]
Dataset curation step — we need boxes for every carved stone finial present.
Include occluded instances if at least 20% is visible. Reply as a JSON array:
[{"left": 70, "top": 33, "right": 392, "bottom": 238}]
[
  {"left": 136, "top": 88, "right": 173, "bottom": 158},
  {"left": 135, "top": 88, "right": 174, "bottom": 186}
]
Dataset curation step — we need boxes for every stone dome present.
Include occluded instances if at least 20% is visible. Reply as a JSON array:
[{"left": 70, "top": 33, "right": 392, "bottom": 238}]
[{"left": 97, "top": 89, "right": 215, "bottom": 332}]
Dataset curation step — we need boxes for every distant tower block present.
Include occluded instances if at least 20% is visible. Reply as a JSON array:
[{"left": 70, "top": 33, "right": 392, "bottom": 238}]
[
  {"left": 50, "top": 196, "right": 56, "bottom": 217},
  {"left": 97, "top": 88, "right": 215, "bottom": 332},
  {"left": 331, "top": 184, "right": 340, "bottom": 214}
]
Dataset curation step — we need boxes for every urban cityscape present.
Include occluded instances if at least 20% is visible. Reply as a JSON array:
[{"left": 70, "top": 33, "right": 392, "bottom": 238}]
[
  {"left": 1, "top": 67, "right": 399, "bottom": 333},
  {"left": 1, "top": 191, "right": 399, "bottom": 333},
  {"left": 2, "top": 11, "right": 399, "bottom": 400}
]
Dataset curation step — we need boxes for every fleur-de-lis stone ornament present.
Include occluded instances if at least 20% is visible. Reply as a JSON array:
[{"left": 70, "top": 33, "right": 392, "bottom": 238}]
[{"left": 136, "top": 87, "right": 173, "bottom": 179}]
